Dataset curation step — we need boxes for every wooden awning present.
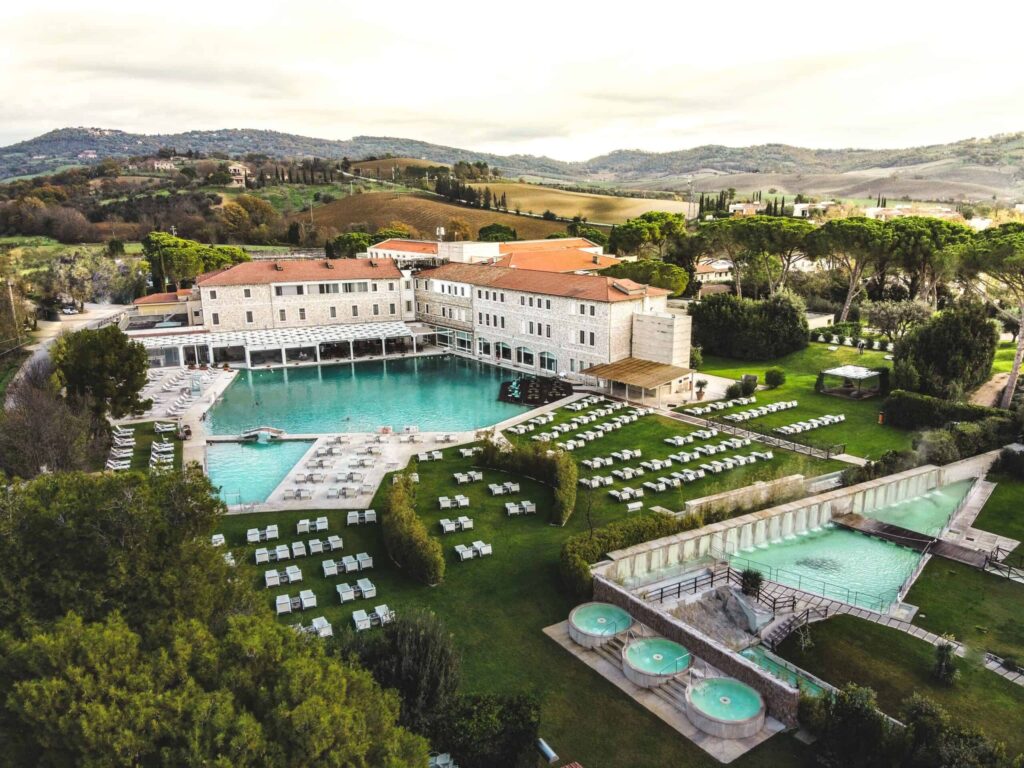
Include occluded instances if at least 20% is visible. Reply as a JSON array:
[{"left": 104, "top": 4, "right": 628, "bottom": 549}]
[{"left": 583, "top": 357, "right": 693, "bottom": 389}]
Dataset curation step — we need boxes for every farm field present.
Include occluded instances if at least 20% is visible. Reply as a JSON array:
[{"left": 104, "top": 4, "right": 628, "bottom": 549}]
[
  {"left": 305, "top": 191, "right": 574, "bottom": 240},
  {"left": 349, "top": 157, "right": 447, "bottom": 176},
  {"left": 212, "top": 431, "right": 812, "bottom": 768},
  {"left": 694, "top": 344, "right": 913, "bottom": 460},
  {"left": 467, "top": 181, "right": 694, "bottom": 223}
]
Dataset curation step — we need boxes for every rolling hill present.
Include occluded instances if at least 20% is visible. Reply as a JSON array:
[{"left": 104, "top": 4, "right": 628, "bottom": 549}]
[
  {"left": 466, "top": 182, "right": 695, "bottom": 223},
  {"left": 3, "top": 127, "right": 1023, "bottom": 200},
  {"left": 302, "top": 192, "right": 573, "bottom": 240}
]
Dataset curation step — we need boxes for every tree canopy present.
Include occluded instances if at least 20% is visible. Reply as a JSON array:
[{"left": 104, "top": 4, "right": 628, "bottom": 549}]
[
  {"left": 804, "top": 217, "right": 890, "bottom": 322},
  {"left": 51, "top": 325, "right": 150, "bottom": 422},
  {"left": 141, "top": 231, "right": 250, "bottom": 291},
  {"left": 599, "top": 259, "right": 689, "bottom": 294},
  {"left": 477, "top": 223, "right": 518, "bottom": 242}
]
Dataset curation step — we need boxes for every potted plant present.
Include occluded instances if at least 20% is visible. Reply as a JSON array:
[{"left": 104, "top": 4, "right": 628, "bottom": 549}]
[{"left": 695, "top": 379, "right": 708, "bottom": 400}]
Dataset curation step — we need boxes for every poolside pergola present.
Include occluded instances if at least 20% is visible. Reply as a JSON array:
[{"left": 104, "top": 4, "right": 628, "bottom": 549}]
[
  {"left": 582, "top": 357, "right": 694, "bottom": 407},
  {"left": 820, "top": 364, "right": 883, "bottom": 399},
  {"left": 134, "top": 321, "right": 437, "bottom": 368}
]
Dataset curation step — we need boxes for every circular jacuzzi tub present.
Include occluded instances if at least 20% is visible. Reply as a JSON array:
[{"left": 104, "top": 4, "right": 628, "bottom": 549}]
[
  {"left": 568, "top": 602, "right": 632, "bottom": 648},
  {"left": 686, "top": 677, "right": 766, "bottom": 739},
  {"left": 621, "top": 637, "right": 692, "bottom": 687}
]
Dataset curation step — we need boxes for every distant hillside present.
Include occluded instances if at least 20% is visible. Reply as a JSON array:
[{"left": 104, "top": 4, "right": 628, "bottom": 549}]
[
  {"left": 304, "top": 192, "right": 571, "bottom": 240},
  {"left": 3, "top": 126, "right": 1023, "bottom": 200}
]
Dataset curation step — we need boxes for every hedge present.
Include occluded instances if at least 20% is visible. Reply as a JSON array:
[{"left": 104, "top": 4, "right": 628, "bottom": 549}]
[
  {"left": 477, "top": 439, "right": 578, "bottom": 525},
  {"left": 881, "top": 390, "right": 1005, "bottom": 429},
  {"left": 382, "top": 475, "right": 445, "bottom": 585},
  {"left": 690, "top": 292, "right": 809, "bottom": 360},
  {"left": 559, "top": 515, "right": 701, "bottom": 598},
  {"left": 915, "top": 416, "right": 1020, "bottom": 465}
]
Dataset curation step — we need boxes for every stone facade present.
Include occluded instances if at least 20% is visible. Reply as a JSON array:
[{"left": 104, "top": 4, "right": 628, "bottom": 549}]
[{"left": 200, "top": 276, "right": 415, "bottom": 332}]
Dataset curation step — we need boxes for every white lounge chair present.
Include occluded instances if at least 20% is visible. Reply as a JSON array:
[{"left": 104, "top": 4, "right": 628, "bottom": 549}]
[{"left": 352, "top": 609, "right": 371, "bottom": 631}]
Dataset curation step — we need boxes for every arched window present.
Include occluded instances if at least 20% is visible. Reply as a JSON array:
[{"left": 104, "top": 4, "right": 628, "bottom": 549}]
[
  {"left": 539, "top": 351, "right": 557, "bottom": 372},
  {"left": 495, "top": 342, "right": 512, "bottom": 361},
  {"left": 515, "top": 346, "right": 535, "bottom": 366},
  {"left": 477, "top": 337, "right": 491, "bottom": 356}
]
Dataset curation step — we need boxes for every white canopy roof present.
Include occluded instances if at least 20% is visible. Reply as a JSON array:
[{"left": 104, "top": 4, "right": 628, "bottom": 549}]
[
  {"left": 822, "top": 365, "right": 880, "bottom": 381},
  {"left": 134, "top": 321, "right": 423, "bottom": 350}
]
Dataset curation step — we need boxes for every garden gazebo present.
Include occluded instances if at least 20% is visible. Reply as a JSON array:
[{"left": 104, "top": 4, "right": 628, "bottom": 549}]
[{"left": 819, "top": 365, "right": 884, "bottom": 399}]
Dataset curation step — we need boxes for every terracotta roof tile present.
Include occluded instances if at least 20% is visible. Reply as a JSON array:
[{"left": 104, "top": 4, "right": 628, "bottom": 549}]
[
  {"left": 198, "top": 258, "right": 402, "bottom": 287},
  {"left": 134, "top": 290, "right": 191, "bottom": 305},
  {"left": 369, "top": 239, "right": 439, "bottom": 255},
  {"left": 494, "top": 249, "right": 621, "bottom": 273},
  {"left": 498, "top": 237, "right": 598, "bottom": 254},
  {"left": 419, "top": 263, "right": 667, "bottom": 302}
]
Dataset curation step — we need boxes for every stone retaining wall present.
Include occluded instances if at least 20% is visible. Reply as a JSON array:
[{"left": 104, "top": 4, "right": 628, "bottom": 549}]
[
  {"left": 593, "top": 575, "right": 801, "bottom": 727},
  {"left": 680, "top": 474, "right": 807, "bottom": 520}
]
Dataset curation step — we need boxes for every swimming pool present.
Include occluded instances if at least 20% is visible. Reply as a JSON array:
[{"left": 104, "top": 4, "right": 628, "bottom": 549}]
[
  {"left": 865, "top": 478, "right": 973, "bottom": 537},
  {"left": 207, "top": 440, "right": 314, "bottom": 504},
  {"left": 207, "top": 356, "right": 529, "bottom": 435},
  {"left": 730, "top": 527, "right": 920, "bottom": 610}
]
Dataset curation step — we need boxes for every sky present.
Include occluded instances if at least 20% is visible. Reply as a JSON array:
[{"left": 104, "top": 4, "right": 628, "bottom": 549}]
[{"left": 2, "top": 0, "right": 1022, "bottom": 160}]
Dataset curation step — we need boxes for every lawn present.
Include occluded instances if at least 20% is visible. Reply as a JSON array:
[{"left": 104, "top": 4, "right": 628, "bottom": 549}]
[
  {"left": 213, "top": 430, "right": 811, "bottom": 767},
  {"left": 505, "top": 405, "right": 844, "bottom": 520},
  {"left": 776, "top": 615, "right": 1024, "bottom": 757},
  {"left": 991, "top": 340, "right": 1018, "bottom": 374},
  {"left": 94, "top": 421, "right": 183, "bottom": 472},
  {"left": 973, "top": 474, "right": 1024, "bottom": 551},
  {"left": 695, "top": 343, "right": 914, "bottom": 460},
  {"left": 905, "top": 558, "right": 1024, "bottom": 661}
]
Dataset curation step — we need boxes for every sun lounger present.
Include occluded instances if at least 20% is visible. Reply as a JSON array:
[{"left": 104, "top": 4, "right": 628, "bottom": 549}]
[
  {"left": 352, "top": 609, "right": 371, "bottom": 631},
  {"left": 363, "top": 509, "right": 376, "bottom": 523},
  {"left": 265, "top": 569, "right": 281, "bottom": 588},
  {"left": 311, "top": 616, "right": 333, "bottom": 638},
  {"left": 247, "top": 528, "right": 260, "bottom": 544},
  {"left": 323, "top": 559, "right": 339, "bottom": 578},
  {"left": 328, "top": 535, "right": 344, "bottom": 551},
  {"left": 627, "top": 501, "right": 643, "bottom": 513},
  {"left": 357, "top": 552, "right": 373, "bottom": 570},
  {"left": 457, "top": 515, "right": 473, "bottom": 530},
  {"left": 357, "top": 577, "right": 377, "bottom": 599},
  {"left": 374, "top": 604, "right": 394, "bottom": 625},
  {"left": 285, "top": 565, "right": 302, "bottom": 582},
  {"left": 337, "top": 582, "right": 355, "bottom": 603},
  {"left": 291, "top": 541, "right": 307, "bottom": 558},
  {"left": 275, "top": 595, "right": 292, "bottom": 615},
  {"left": 342, "top": 555, "right": 359, "bottom": 572},
  {"left": 455, "top": 544, "right": 475, "bottom": 561},
  {"left": 440, "top": 518, "right": 457, "bottom": 534},
  {"left": 299, "top": 590, "right": 316, "bottom": 610},
  {"left": 255, "top": 548, "right": 270, "bottom": 564},
  {"left": 473, "top": 541, "right": 493, "bottom": 557},
  {"left": 273, "top": 544, "right": 290, "bottom": 561},
  {"left": 297, "top": 519, "right": 311, "bottom": 534}
]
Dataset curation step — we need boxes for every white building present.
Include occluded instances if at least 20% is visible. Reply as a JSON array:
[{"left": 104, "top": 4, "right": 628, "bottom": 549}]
[{"left": 366, "top": 237, "right": 605, "bottom": 270}]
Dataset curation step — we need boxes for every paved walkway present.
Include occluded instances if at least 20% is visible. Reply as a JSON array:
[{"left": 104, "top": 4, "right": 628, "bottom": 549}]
[{"left": 984, "top": 654, "right": 1024, "bottom": 688}]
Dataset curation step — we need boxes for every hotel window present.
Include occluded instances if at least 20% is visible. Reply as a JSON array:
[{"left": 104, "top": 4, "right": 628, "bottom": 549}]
[
  {"left": 245, "top": 311, "right": 253, "bottom": 324},
  {"left": 528, "top": 321, "right": 534, "bottom": 334},
  {"left": 416, "top": 302, "right": 423, "bottom": 313},
  {"left": 274, "top": 285, "right": 304, "bottom": 297},
  {"left": 243, "top": 288, "right": 251, "bottom": 298},
  {"left": 520, "top": 296, "right": 525, "bottom": 306},
  {"left": 500, "top": 317, "right": 505, "bottom": 329},
  {"left": 279, "top": 309, "right": 286, "bottom": 321},
  {"left": 478, "top": 312, "right": 483, "bottom": 324},
  {"left": 299, "top": 308, "right": 306, "bottom": 320},
  {"left": 545, "top": 299, "right": 551, "bottom": 310},
  {"left": 352, "top": 306, "right": 359, "bottom": 317},
  {"left": 590, "top": 306, "right": 596, "bottom": 317},
  {"left": 389, "top": 303, "right": 396, "bottom": 315},
  {"left": 500, "top": 292, "right": 505, "bottom": 302},
  {"left": 330, "top": 306, "right": 337, "bottom": 319},
  {"left": 405, "top": 300, "right": 412, "bottom": 313},
  {"left": 529, "top": 297, "right": 534, "bottom": 307},
  {"left": 371, "top": 283, "right": 378, "bottom": 292},
  {"left": 211, "top": 312, "right": 220, "bottom": 325},
  {"left": 318, "top": 283, "right": 339, "bottom": 294},
  {"left": 579, "top": 303, "right": 585, "bottom": 315},
  {"left": 404, "top": 280, "right": 412, "bottom": 290},
  {"left": 477, "top": 289, "right": 482, "bottom": 299},
  {"left": 209, "top": 290, "right": 217, "bottom": 300},
  {"left": 579, "top": 330, "right": 585, "bottom": 344},
  {"left": 546, "top": 325, "right": 552, "bottom": 338},
  {"left": 373, "top": 304, "right": 380, "bottom": 316},
  {"left": 589, "top": 331, "right": 595, "bottom": 346},
  {"left": 388, "top": 282, "right": 395, "bottom": 291}
]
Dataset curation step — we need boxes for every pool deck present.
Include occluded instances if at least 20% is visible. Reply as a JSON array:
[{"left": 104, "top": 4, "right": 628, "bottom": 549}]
[
  {"left": 544, "top": 620, "right": 786, "bottom": 764},
  {"left": 208, "top": 389, "right": 589, "bottom": 513}
]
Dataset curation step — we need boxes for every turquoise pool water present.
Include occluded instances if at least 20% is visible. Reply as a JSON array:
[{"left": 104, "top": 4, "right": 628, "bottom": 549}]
[
  {"left": 207, "top": 440, "right": 313, "bottom": 504},
  {"left": 624, "top": 638, "right": 692, "bottom": 675},
  {"left": 207, "top": 356, "right": 528, "bottom": 435},
  {"left": 730, "top": 527, "right": 920, "bottom": 610},
  {"left": 570, "top": 603, "right": 633, "bottom": 636},
  {"left": 689, "top": 678, "right": 763, "bottom": 721},
  {"left": 741, "top": 646, "right": 825, "bottom": 696},
  {"left": 865, "top": 479, "right": 973, "bottom": 536}
]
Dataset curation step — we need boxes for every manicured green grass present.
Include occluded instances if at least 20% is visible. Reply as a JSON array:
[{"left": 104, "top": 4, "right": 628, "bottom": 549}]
[
  {"left": 213, "top": 429, "right": 809, "bottom": 767},
  {"left": 776, "top": 615, "right": 1024, "bottom": 757},
  {"left": 509, "top": 407, "right": 843, "bottom": 521},
  {"left": 695, "top": 344, "right": 914, "bottom": 460},
  {"left": 991, "top": 340, "right": 1018, "bottom": 374},
  {"left": 117, "top": 421, "right": 182, "bottom": 471},
  {"left": 905, "top": 558, "right": 1024, "bottom": 661},
  {"left": 973, "top": 474, "right": 1024, "bottom": 551}
]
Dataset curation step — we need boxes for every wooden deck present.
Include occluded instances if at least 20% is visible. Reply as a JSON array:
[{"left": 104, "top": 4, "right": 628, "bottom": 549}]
[{"left": 833, "top": 513, "right": 988, "bottom": 568}]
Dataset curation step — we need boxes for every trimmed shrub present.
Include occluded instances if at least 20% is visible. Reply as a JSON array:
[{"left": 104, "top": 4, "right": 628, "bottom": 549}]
[
  {"left": 740, "top": 376, "right": 758, "bottom": 396},
  {"left": 478, "top": 439, "right": 577, "bottom": 525},
  {"left": 690, "top": 292, "right": 809, "bottom": 360},
  {"left": 917, "top": 430, "right": 960, "bottom": 465},
  {"left": 690, "top": 345, "right": 703, "bottom": 370},
  {"left": 764, "top": 367, "right": 786, "bottom": 388},
  {"left": 881, "top": 390, "right": 1006, "bottom": 430},
  {"left": 740, "top": 568, "right": 762, "bottom": 597},
  {"left": 830, "top": 320, "right": 863, "bottom": 339},
  {"left": 992, "top": 446, "right": 1024, "bottom": 479},
  {"left": 560, "top": 515, "right": 700, "bottom": 598},
  {"left": 382, "top": 475, "right": 445, "bottom": 585},
  {"left": 725, "top": 382, "right": 743, "bottom": 399}
]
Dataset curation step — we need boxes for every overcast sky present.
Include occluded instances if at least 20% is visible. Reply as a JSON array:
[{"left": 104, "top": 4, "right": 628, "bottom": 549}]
[{"left": 2, "top": 1, "right": 1021, "bottom": 160}]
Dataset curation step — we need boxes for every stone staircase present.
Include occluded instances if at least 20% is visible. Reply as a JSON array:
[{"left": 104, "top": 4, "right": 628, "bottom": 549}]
[{"left": 594, "top": 636, "right": 691, "bottom": 713}]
